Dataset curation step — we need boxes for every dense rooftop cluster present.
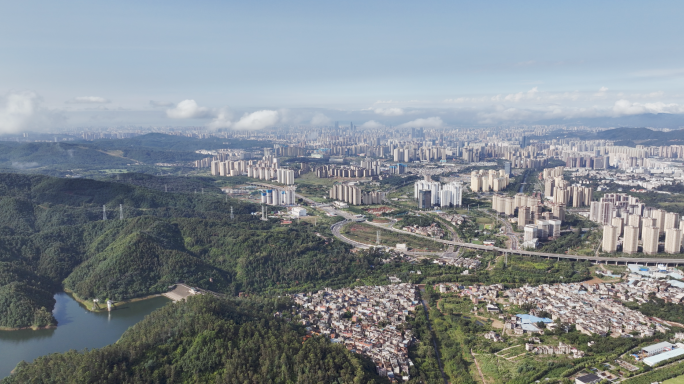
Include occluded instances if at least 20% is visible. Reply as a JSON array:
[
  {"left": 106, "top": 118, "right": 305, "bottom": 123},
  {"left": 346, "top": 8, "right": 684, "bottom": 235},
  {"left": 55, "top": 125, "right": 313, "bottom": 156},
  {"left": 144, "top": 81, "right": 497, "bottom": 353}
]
[
  {"left": 292, "top": 284, "right": 418, "bottom": 381},
  {"left": 505, "top": 282, "right": 677, "bottom": 337}
]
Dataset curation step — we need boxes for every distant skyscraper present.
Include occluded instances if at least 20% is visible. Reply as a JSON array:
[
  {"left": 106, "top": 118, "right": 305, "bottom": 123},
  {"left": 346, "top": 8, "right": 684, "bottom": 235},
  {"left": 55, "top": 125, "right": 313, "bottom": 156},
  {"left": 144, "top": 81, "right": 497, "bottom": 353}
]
[
  {"left": 521, "top": 136, "right": 529, "bottom": 148},
  {"left": 418, "top": 190, "right": 432, "bottom": 209},
  {"left": 504, "top": 161, "right": 511, "bottom": 177}
]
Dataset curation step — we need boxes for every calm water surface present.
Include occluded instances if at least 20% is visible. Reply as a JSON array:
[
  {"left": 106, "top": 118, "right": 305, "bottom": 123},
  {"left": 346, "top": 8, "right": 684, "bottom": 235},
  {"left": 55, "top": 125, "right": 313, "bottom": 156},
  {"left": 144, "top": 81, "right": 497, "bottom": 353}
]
[{"left": 0, "top": 292, "right": 170, "bottom": 378}]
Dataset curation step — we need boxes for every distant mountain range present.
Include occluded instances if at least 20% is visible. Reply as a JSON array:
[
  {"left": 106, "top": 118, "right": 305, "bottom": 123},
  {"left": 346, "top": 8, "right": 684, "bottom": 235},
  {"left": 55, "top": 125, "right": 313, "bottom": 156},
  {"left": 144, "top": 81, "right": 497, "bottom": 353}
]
[{"left": 540, "top": 127, "right": 684, "bottom": 147}]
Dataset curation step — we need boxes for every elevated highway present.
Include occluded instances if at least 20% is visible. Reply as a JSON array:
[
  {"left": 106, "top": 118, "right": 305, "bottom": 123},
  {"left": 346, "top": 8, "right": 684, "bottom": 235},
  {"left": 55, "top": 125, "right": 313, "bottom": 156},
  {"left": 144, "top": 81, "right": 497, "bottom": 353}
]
[
  {"left": 248, "top": 181, "right": 684, "bottom": 267},
  {"left": 355, "top": 219, "right": 684, "bottom": 267}
]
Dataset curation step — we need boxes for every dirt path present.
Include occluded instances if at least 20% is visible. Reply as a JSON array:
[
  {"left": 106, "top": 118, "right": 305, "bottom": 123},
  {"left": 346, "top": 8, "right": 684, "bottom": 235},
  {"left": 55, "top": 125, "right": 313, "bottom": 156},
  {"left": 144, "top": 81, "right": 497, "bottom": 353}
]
[
  {"left": 494, "top": 344, "right": 521, "bottom": 356},
  {"left": 486, "top": 256, "right": 501, "bottom": 271},
  {"left": 505, "top": 353, "right": 526, "bottom": 361},
  {"left": 471, "top": 348, "right": 487, "bottom": 384}
]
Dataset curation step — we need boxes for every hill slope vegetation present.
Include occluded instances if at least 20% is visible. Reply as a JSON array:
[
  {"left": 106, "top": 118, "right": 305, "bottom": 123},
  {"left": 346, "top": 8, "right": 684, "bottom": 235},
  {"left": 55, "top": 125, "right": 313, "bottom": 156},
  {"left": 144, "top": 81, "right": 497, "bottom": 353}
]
[{"left": 3, "top": 295, "right": 386, "bottom": 384}]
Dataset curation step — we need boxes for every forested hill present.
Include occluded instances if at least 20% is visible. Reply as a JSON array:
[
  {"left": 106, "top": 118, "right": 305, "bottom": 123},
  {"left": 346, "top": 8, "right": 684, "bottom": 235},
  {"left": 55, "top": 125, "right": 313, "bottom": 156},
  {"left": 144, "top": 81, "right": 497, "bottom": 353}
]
[
  {"left": 2, "top": 295, "right": 387, "bottom": 384},
  {"left": 0, "top": 172, "right": 385, "bottom": 329},
  {"left": 538, "top": 127, "right": 684, "bottom": 147},
  {"left": 0, "top": 133, "right": 271, "bottom": 174}
]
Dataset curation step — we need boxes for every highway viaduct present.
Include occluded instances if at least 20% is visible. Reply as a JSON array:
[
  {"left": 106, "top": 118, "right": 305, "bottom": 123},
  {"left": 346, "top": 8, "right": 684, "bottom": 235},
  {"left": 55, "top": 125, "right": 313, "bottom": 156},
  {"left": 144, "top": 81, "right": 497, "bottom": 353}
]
[{"left": 246, "top": 181, "right": 684, "bottom": 267}]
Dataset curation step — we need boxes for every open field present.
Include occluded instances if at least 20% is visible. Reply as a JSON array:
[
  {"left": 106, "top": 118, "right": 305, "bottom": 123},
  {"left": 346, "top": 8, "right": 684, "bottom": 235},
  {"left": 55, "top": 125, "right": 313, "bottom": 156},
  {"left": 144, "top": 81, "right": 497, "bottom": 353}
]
[
  {"left": 342, "top": 222, "right": 447, "bottom": 251},
  {"left": 664, "top": 375, "right": 684, "bottom": 384},
  {"left": 295, "top": 172, "right": 340, "bottom": 187}
]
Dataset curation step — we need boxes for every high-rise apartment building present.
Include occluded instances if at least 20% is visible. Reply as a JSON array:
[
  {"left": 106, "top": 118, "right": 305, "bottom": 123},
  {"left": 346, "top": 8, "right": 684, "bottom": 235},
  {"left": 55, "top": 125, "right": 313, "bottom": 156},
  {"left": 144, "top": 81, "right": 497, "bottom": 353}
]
[
  {"left": 665, "top": 212, "right": 680, "bottom": 230},
  {"left": 623, "top": 225, "right": 639, "bottom": 254},
  {"left": 665, "top": 228, "right": 682, "bottom": 254},
  {"left": 418, "top": 190, "right": 432, "bottom": 209},
  {"left": 602, "top": 225, "right": 618, "bottom": 253},
  {"left": 611, "top": 217, "right": 624, "bottom": 237},
  {"left": 642, "top": 226, "right": 660, "bottom": 255}
]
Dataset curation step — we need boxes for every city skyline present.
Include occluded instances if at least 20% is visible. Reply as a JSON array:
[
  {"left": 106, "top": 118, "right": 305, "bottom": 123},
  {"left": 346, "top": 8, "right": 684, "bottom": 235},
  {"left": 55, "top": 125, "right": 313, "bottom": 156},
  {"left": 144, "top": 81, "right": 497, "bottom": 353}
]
[{"left": 1, "top": 1, "right": 684, "bottom": 131}]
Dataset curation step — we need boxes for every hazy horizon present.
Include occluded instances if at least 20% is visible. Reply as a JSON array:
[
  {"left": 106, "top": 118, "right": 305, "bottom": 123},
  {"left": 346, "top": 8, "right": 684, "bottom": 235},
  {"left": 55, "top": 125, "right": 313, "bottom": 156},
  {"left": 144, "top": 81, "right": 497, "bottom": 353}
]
[{"left": 2, "top": 0, "right": 684, "bottom": 132}]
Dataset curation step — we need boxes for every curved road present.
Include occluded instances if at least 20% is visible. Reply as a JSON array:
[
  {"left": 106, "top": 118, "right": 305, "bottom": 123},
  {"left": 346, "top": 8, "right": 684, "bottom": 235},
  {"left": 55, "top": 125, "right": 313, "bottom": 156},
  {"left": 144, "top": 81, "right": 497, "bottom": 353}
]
[
  {"left": 335, "top": 213, "right": 684, "bottom": 266},
  {"left": 252, "top": 182, "right": 684, "bottom": 266}
]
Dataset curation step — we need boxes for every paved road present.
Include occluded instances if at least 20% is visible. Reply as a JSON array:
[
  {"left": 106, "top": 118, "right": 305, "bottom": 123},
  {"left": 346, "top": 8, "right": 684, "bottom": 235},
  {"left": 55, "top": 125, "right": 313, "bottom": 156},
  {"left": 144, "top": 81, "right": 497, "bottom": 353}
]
[
  {"left": 330, "top": 219, "right": 371, "bottom": 249},
  {"left": 331, "top": 210, "right": 684, "bottom": 266},
  {"left": 485, "top": 211, "right": 519, "bottom": 250},
  {"left": 251, "top": 181, "right": 684, "bottom": 266}
]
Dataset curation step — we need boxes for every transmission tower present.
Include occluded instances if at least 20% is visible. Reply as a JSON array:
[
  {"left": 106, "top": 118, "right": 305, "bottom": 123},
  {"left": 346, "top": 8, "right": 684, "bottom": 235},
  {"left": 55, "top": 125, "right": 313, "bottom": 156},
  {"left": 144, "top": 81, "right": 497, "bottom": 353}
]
[
  {"left": 230, "top": 206, "right": 234, "bottom": 220},
  {"left": 201, "top": 188, "right": 204, "bottom": 195},
  {"left": 165, "top": 184, "right": 168, "bottom": 192},
  {"left": 102, "top": 205, "right": 107, "bottom": 221},
  {"left": 119, "top": 204, "right": 123, "bottom": 220}
]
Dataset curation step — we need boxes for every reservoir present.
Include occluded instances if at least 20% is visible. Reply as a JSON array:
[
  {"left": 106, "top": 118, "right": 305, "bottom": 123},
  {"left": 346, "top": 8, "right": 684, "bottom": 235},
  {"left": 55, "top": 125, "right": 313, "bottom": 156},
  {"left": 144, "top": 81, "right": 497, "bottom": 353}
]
[{"left": 0, "top": 292, "right": 170, "bottom": 379}]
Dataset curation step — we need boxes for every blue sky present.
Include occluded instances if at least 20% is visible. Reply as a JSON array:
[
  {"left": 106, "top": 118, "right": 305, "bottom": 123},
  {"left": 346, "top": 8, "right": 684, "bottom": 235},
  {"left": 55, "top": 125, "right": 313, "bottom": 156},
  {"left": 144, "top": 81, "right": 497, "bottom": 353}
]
[{"left": 1, "top": 0, "right": 683, "bottom": 131}]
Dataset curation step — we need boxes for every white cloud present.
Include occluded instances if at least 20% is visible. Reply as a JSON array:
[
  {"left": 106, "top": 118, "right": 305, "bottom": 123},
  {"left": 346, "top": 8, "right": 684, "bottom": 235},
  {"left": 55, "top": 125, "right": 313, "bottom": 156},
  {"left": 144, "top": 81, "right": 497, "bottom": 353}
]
[
  {"left": 504, "top": 87, "right": 538, "bottom": 102},
  {"left": 612, "top": 99, "right": 684, "bottom": 116},
  {"left": 208, "top": 108, "right": 233, "bottom": 129},
  {"left": 397, "top": 117, "right": 443, "bottom": 129},
  {"left": 0, "top": 91, "right": 63, "bottom": 134},
  {"left": 374, "top": 107, "right": 404, "bottom": 116},
  {"left": 360, "top": 120, "right": 384, "bottom": 129},
  {"left": 593, "top": 86, "right": 608, "bottom": 97},
  {"left": 233, "top": 110, "right": 279, "bottom": 130},
  {"left": 166, "top": 99, "right": 212, "bottom": 119},
  {"left": 310, "top": 113, "right": 331, "bottom": 126},
  {"left": 67, "top": 96, "right": 110, "bottom": 104}
]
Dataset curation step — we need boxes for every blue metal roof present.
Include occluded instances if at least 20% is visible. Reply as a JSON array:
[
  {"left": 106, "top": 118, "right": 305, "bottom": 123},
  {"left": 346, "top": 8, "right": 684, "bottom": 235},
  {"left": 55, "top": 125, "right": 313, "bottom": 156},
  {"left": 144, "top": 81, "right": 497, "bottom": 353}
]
[{"left": 516, "top": 314, "right": 553, "bottom": 323}]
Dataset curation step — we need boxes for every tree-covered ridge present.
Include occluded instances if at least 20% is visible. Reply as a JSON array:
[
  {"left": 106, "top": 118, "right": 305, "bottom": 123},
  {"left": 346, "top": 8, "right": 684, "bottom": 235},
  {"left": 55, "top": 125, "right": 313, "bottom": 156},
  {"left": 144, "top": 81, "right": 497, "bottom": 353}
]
[
  {"left": 0, "top": 171, "right": 593, "bottom": 329},
  {"left": 0, "top": 172, "right": 378, "bottom": 326},
  {"left": 3, "top": 295, "right": 387, "bottom": 384},
  {"left": 0, "top": 134, "right": 271, "bottom": 173}
]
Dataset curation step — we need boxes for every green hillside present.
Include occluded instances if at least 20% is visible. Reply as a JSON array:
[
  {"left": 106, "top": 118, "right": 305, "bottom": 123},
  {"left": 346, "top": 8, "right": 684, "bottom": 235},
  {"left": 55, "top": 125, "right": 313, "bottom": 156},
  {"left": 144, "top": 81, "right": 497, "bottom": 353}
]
[
  {"left": 64, "top": 218, "right": 230, "bottom": 300},
  {"left": 2, "top": 295, "right": 386, "bottom": 384},
  {"left": 0, "top": 172, "right": 375, "bottom": 328},
  {"left": 0, "top": 134, "right": 270, "bottom": 175}
]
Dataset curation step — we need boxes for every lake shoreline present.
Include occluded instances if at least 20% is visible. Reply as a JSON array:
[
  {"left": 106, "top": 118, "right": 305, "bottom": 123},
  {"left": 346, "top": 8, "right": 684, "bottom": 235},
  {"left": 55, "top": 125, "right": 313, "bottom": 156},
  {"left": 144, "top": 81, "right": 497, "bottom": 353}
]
[
  {"left": 0, "top": 325, "right": 57, "bottom": 332},
  {"left": 0, "top": 291, "right": 164, "bottom": 333},
  {"left": 0, "top": 293, "right": 171, "bottom": 379},
  {"left": 64, "top": 289, "right": 163, "bottom": 313}
]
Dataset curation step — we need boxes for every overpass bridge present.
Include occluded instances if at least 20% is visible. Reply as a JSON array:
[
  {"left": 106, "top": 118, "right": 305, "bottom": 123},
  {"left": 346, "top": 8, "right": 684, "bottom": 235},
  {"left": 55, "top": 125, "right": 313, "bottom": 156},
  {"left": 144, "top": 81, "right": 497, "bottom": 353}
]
[
  {"left": 248, "top": 182, "right": 684, "bottom": 267},
  {"left": 356, "top": 220, "right": 684, "bottom": 267}
]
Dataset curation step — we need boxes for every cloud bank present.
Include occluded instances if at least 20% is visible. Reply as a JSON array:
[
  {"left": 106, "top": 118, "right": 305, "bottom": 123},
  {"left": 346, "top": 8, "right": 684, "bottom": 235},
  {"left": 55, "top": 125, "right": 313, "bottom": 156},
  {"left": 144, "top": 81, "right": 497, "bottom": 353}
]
[
  {"left": 0, "top": 92, "right": 63, "bottom": 134},
  {"left": 233, "top": 110, "right": 280, "bottom": 130},
  {"left": 66, "top": 96, "right": 110, "bottom": 104},
  {"left": 360, "top": 120, "right": 384, "bottom": 129},
  {"left": 166, "top": 99, "right": 282, "bottom": 130},
  {"left": 374, "top": 107, "right": 404, "bottom": 116},
  {"left": 166, "top": 99, "right": 212, "bottom": 119},
  {"left": 397, "top": 116, "right": 443, "bottom": 128},
  {"left": 310, "top": 113, "right": 331, "bottom": 126}
]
